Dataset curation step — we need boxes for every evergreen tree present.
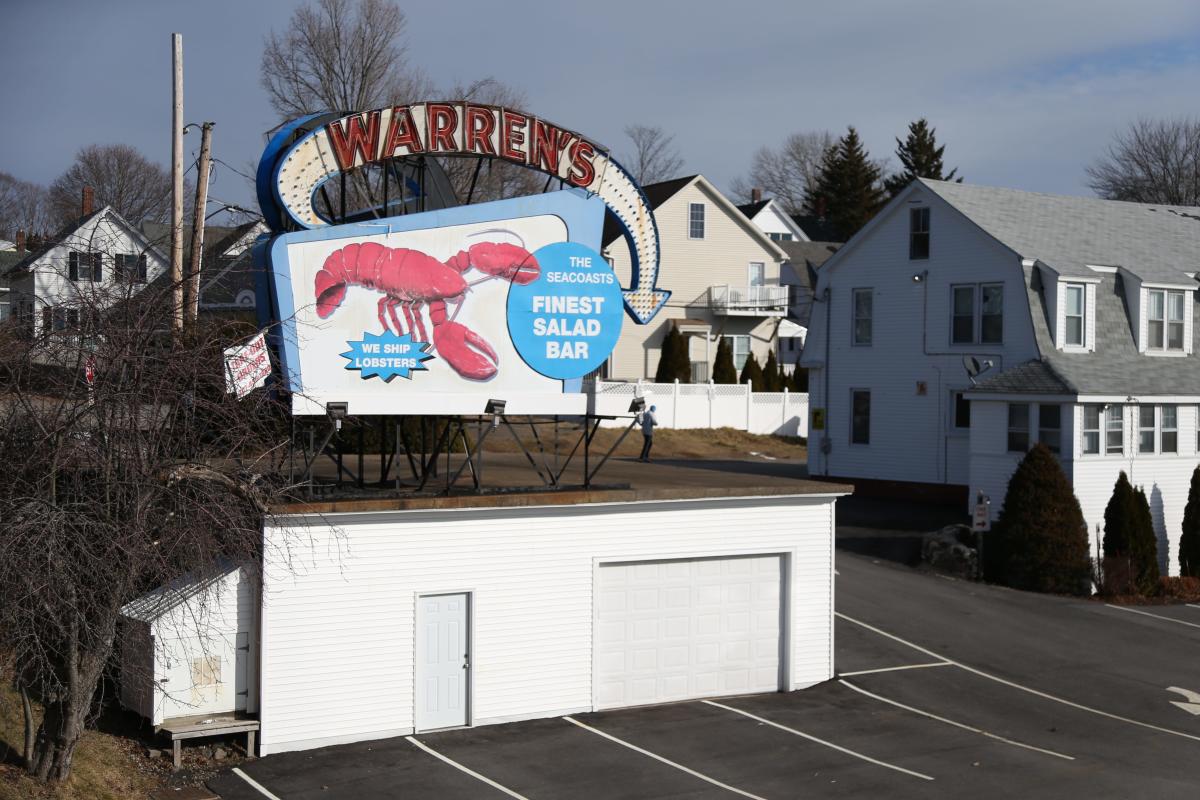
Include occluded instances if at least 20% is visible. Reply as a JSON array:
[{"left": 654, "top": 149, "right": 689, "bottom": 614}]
[
  {"left": 739, "top": 352, "right": 765, "bottom": 391},
  {"left": 655, "top": 324, "right": 690, "bottom": 383},
  {"left": 884, "top": 118, "right": 961, "bottom": 196},
  {"left": 985, "top": 443, "right": 1091, "bottom": 595},
  {"left": 763, "top": 350, "right": 782, "bottom": 391},
  {"left": 1180, "top": 465, "right": 1200, "bottom": 577},
  {"left": 712, "top": 336, "right": 738, "bottom": 384},
  {"left": 791, "top": 366, "right": 809, "bottom": 392},
  {"left": 1102, "top": 472, "right": 1159, "bottom": 595},
  {"left": 802, "top": 126, "right": 886, "bottom": 242}
]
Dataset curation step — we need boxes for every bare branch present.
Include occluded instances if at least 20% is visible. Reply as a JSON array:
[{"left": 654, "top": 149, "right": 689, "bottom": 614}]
[
  {"left": 621, "top": 125, "right": 685, "bottom": 185},
  {"left": 1086, "top": 117, "right": 1200, "bottom": 205}
]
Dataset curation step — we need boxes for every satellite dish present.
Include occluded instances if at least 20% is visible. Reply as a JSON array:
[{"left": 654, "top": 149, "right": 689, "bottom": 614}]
[{"left": 963, "top": 356, "right": 995, "bottom": 386}]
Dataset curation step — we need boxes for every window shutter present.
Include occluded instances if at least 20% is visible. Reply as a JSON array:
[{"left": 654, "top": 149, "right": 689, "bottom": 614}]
[
  {"left": 138, "top": 254, "right": 147, "bottom": 282},
  {"left": 92, "top": 252, "right": 102, "bottom": 282},
  {"left": 68, "top": 252, "right": 79, "bottom": 281}
]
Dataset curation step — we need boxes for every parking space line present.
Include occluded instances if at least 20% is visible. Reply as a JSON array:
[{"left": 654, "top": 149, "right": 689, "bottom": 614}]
[
  {"left": 406, "top": 736, "right": 531, "bottom": 800},
  {"left": 232, "top": 767, "right": 284, "bottom": 800},
  {"left": 837, "top": 611, "right": 1200, "bottom": 743},
  {"left": 839, "top": 661, "right": 952, "bottom": 677},
  {"left": 1106, "top": 604, "right": 1200, "bottom": 630},
  {"left": 1188, "top": 604, "right": 1200, "bottom": 610},
  {"left": 563, "top": 715, "right": 768, "bottom": 799},
  {"left": 702, "top": 700, "right": 934, "bottom": 781},
  {"left": 839, "top": 679, "right": 1075, "bottom": 761}
]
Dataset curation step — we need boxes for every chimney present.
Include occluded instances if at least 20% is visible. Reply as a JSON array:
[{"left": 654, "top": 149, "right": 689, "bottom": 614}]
[
  {"left": 751, "top": 187, "right": 762, "bottom": 204},
  {"left": 81, "top": 186, "right": 94, "bottom": 217},
  {"left": 15, "top": 229, "right": 25, "bottom": 254}
]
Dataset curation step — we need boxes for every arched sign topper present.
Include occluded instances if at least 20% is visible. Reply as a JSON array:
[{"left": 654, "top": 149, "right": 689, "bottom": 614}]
[{"left": 258, "top": 102, "right": 670, "bottom": 324}]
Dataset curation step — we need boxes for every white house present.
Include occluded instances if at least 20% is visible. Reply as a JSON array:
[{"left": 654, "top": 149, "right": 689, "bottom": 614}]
[
  {"left": 803, "top": 179, "right": 1200, "bottom": 574},
  {"left": 254, "top": 486, "right": 844, "bottom": 755},
  {"left": 2, "top": 204, "right": 168, "bottom": 338},
  {"left": 604, "top": 175, "right": 790, "bottom": 381},
  {"left": 737, "top": 195, "right": 811, "bottom": 243}
]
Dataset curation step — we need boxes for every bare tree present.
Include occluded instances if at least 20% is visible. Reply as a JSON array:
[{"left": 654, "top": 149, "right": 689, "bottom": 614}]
[
  {"left": 261, "top": 0, "right": 431, "bottom": 120},
  {"left": 0, "top": 172, "right": 51, "bottom": 240},
  {"left": 48, "top": 145, "right": 178, "bottom": 227},
  {"left": 0, "top": 264, "right": 296, "bottom": 782},
  {"left": 436, "top": 78, "right": 544, "bottom": 204},
  {"left": 731, "top": 131, "right": 834, "bottom": 215},
  {"left": 1087, "top": 117, "right": 1200, "bottom": 205},
  {"left": 621, "top": 125, "right": 685, "bottom": 185}
]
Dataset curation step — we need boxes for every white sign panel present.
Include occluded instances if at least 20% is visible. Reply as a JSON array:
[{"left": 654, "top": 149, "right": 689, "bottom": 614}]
[{"left": 225, "top": 332, "right": 272, "bottom": 399}]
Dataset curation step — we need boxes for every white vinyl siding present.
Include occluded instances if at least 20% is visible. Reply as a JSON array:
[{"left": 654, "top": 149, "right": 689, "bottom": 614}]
[{"left": 258, "top": 496, "right": 838, "bottom": 756}]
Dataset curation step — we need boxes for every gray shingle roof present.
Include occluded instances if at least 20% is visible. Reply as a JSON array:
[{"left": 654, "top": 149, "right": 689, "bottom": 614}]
[
  {"left": 970, "top": 358, "right": 1073, "bottom": 394},
  {"left": 922, "top": 179, "right": 1200, "bottom": 284}
]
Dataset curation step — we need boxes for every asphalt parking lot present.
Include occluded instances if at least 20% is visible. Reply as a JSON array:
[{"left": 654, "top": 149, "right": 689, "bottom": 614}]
[{"left": 210, "top": 552, "right": 1200, "bottom": 799}]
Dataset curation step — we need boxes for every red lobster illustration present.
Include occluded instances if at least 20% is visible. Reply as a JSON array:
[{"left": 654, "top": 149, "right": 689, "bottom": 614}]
[{"left": 314, "top": 240, "right": 539, "bottom": 380}]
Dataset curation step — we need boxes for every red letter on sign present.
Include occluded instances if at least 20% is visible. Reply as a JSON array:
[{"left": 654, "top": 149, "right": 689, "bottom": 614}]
[
  {"left": 568, "top": 140, "right": 597, "bottom": 188},
  {"left": 465, "top": 105, "right": 497, "bottom": 156},
  {"left": 427, "top": 103, "right": 459, "bottom": 152},
  {"left": 533, "top": 120, "right": 572, "bottom": 174},
  {"left": 501, "top": 111, "right": 528, "bottom": 163},
  {"left": 382, "top": 106, "right": 424, "bottom": 155},
  {"left": 327, "top": 111, "right": 382, "bottom": 170}
]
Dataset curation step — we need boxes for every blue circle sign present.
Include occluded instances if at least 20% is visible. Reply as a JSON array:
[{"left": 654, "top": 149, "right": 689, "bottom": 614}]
[{"left": 507, "top": 242, "right": 624, "bottom": 379}]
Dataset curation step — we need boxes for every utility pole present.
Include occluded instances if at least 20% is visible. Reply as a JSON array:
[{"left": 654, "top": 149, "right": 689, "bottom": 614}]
[
  {"left": 170, "top": 33, "right": 184, "bottom": 335},
  {"left": 186, "top": 122, "right": 214, "bottom": 325}
]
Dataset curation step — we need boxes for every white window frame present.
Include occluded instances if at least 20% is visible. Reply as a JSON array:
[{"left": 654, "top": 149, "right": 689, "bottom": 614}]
[
  {"left": 1082, "top": 404, "right": 1101, "bottom": 455},
  {"left": 1064, "top": 283, "right": 1086, "bottom": 348},
  {"left": 1146, "top": 288, "right": 1186, "bottom": 352},
  {"left": 909, "top": 207, "right": 930, "bottom": 260},
  {"left": 1105, "top": 404, "right": 1124, "bottom": 455},
  {"left": 1161, "top": 404, "right": 1178, "bottom": 454},
  {"left": 688, "top": 203, "right": 705, "bottom": 240},
  {"left": 852, "top": 288, "right": 872, "bottom": 346},
  {"left": 1138, "top": 405, "right": 1156, "bottom": 454},
  {"left": 1007, "top": 403, "right": 1030, "bottom": 452},
  {"left": 950, "top": 283, "right": 1003, "bottom": 345},
  {"left": 1038, "top": 403, "right": 1062, "bottom": 454},
  {"left": 724, "top": 334, "right": 750, "bottom": 372}
]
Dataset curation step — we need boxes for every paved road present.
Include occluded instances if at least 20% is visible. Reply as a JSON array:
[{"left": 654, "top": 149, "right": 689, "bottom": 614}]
[{"left": 210, "top": 553, "right": 1200, "bottom": 799}]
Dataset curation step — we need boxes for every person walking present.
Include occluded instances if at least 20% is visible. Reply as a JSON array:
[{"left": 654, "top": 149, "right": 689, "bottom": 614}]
[{"left": 638, "top": 404, "right": 658, "bottom": 462}]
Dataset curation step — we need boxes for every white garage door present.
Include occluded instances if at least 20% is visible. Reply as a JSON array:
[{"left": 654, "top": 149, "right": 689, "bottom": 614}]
[{"left": 595, "top": 554, "right": 784, "bottom": 709}]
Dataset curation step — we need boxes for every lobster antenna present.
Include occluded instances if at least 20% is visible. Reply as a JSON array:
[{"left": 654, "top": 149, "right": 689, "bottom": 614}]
[{"left": 465, "top": 227, "right": 526, "bottom": 249}]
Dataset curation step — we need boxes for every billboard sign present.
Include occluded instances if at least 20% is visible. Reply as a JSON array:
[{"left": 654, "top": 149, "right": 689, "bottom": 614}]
[
  {"left": 257, "top": 102, "right": 669, "bottom": 324},
  {"left": 265, "top": 189, "right": 631, "bottom": 415}
]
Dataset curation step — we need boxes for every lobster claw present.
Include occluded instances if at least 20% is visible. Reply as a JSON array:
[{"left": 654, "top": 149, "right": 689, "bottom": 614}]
[
  {"left": 434, "top": 321, "right": 499, "bottom": 381},
  {"left": 446, "top": 242, "right": 540, "bottom": 285}
]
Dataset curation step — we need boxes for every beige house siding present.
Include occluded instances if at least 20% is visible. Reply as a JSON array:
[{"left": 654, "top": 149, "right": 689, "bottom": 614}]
[{"left": 605, "top": 177, "right": 787, "bottom": 380}]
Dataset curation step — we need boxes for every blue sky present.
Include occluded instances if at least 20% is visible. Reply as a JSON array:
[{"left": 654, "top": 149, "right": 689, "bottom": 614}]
[{"left": 2, "top": 0, "right": 1199, "bottom": 211}]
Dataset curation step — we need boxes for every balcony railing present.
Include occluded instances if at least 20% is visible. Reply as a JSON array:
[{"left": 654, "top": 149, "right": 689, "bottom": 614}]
[{"left": 708, "top": 284, "right": 788, "bottom": 316}]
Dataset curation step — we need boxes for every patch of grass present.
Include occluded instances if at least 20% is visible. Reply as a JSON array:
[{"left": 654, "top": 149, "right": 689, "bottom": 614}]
[
  {"left": 0, "top": 681, "right": 165, "bottom": 800},
  {"left": 487, "top": 424, "right": 807, "bottom": 461},
  {"left": 1102, "top": 575, "right": 1200, "bottom": 605}
]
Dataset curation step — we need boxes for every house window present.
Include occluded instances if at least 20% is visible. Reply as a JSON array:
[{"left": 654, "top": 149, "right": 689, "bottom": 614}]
[
  {"left": 1138, "top": 405, "right": 1156, "bottom": 453},
  {"left": 115, "top": 253, "right": 148, "bottom": 283},
  {"left": 688, "top": 203, "right": 705, "bottom": 239},
  {"left": 954, "top": 392, "right": 970, "bottom": 429},
  {"left": 748, "top": 262, "right": 765, "bottom": 288},
  {"left": 852, "top": 288, "right": 872, "bottom": 345},
  {"left": 1007, "top": 403, "right": 1030, "bottom": 452},
  {"left": 952, "top": 286, "right": 974, "bottom": 343},
  {"left": 768, "top": 232, "right": 793, "bottom": 242},
  {"left": 1083, "top": 405, "right": 1101, "bottom": 454},
  {"left": 725, "top": 334, "right": 750, "bottom": 371},
  {"left": 1161, "top": 405, "right": 1178, "bottom": 453},
  {"left": 1039, "top": 404, "right": 1061, "bottom": 453},
  {"left": 981, "top": 284, "right": 1004, "bottom": 344},
  {"left": 1064, "top": 284, "right": 1086, "bottom": 346},
  {"left": 1105, "top": 404, "right": 1124, "bottom": 455},
  {"left": 851, "top": 390, "right": 870, "bottom": 444},
  {"left": 909, "top": 207, "right": 930, "bottom": 260},
  {"left": 68, "top": 251, "right": 102, "bottom": 282},
  {"left": 1147, "top": 289, "right": 1185, "bottom": 351}
]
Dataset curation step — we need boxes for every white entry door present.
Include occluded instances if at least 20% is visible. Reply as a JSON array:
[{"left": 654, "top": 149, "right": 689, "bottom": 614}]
[
  {"left": 415, "top": 593, "right": 470, "bottom": 731},
  {"left": 595, "top": 555, "right": 784, "bottom": 709}
]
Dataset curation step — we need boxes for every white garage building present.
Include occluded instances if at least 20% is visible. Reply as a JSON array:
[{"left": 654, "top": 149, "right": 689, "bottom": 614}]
[{"left": 256, "top": 485, "right": 846, "bottom": 755}]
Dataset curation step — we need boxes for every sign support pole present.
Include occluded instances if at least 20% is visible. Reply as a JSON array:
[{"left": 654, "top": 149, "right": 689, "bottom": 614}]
[{"left": 170, "top": 33, "right": 184, "bottom": 335}]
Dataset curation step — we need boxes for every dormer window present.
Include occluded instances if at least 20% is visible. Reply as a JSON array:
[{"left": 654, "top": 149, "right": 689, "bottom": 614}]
[
  {"left": 909, "top": 208, "right": 930, "bottom": 260},
  {"left": 1147, "top": 289, "right": 1185, "bottom": 351},
  {"left": 1064, "top": 284, "right": 1085, "bottom": 346}
]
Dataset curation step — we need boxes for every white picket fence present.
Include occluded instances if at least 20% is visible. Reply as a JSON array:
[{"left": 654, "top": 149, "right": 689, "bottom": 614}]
[{"left": 586, "top": 380, "right": 808, "bottom": 437}]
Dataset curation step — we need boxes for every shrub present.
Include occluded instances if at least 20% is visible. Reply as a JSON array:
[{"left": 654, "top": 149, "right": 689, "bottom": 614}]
[
  {"left": 1181, "top": 465, "right": 1200, "bottom": 577},
  {"left": 985, "top": 443, "right": 1091, "bottom": 595},
  {"left": 712, "top": 337, "right": 738, "bottom": 384},
  {"left": 655, "top": 324, "right": 690, "bottom": 383},
  {"left": 763, "top": 350, "right": 782, "bottom": 391},
  {"left": 1102, "top": 472, "right": 1159, "bottom": 595},
  {"left": 739, "top": 352, "right": 765, "bottom": 391}
]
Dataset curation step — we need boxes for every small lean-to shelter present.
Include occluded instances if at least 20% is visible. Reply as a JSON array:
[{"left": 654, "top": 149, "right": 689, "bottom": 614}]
[{"left": 119, "top": 562, "right": 257, "bottom": 727}]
